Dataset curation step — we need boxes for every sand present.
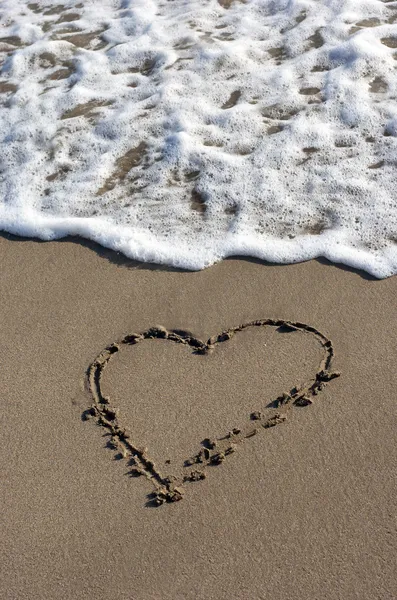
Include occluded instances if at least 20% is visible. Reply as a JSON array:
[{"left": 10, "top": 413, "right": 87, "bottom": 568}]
[{"left": 1, "top": 234, "right": 396, "bottom": 600}]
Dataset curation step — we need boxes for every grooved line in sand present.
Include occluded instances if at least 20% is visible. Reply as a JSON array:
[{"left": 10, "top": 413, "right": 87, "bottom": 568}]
[{"left": 84, "top": 320, "right": 340, "bottom": 507}]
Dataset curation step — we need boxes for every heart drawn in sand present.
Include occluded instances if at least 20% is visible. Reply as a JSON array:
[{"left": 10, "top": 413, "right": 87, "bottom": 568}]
[{"left": 83, "top": 320, "right": 340, "bottom": 507}]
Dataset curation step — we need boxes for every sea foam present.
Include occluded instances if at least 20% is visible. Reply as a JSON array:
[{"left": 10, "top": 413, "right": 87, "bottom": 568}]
[{"left": 1, "top": 0, "right": 397, "bottom": 277}]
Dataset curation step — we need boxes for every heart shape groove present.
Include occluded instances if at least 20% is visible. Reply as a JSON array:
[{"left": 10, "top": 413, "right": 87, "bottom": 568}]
[{"left": 84, "top": 319, "right": 340, "bottom": 507}]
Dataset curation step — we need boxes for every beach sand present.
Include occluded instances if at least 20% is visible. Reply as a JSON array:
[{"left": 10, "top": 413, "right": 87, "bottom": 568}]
[{"left": 1, "top": 234, "right": 396, "bottom": 600}]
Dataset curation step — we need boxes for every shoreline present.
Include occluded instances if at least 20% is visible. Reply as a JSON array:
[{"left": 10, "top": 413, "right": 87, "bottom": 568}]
[{"left": 0, "top": 231, "right": 382, "bottom": 280}]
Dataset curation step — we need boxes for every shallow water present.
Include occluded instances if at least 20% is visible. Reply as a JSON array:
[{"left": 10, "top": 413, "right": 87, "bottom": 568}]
[{"left": 1, "top": 0, "right": 397, "bottom": 276}]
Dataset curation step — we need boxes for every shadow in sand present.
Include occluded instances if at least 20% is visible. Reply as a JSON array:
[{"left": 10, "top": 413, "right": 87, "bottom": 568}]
[
  {"left": 0, "top": 232, "right": 186, "bottom": 272},
  {"left": 315, "top": 256, "right": 377, "bottom": 281},
  {"left": 233, "top": 255, "right": 377, "bottom": 281}
]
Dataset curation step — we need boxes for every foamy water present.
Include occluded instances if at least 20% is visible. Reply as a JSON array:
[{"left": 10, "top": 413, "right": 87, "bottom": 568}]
[{"left": 1, "top": 0, "right": 397, "bottom": 276}]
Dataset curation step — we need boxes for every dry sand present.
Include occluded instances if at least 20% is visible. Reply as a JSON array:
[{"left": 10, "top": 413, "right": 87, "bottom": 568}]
[{"left": 1, "top": 234, "right": 396, "bottom": 600}]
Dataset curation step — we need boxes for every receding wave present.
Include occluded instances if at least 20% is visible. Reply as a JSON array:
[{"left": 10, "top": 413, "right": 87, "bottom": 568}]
[{"left": 1, "top": 0, "right": 397, "bottom": 277}]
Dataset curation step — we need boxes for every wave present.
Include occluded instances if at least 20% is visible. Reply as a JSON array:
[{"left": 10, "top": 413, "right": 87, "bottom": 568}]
[{"left": 1, "top": 0, "right": 397, "bottom": 277}]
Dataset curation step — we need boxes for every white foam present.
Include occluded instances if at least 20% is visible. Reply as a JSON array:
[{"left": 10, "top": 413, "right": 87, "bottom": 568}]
[{"left": 1, "top": 0, "right": 397, "bottom": 277}]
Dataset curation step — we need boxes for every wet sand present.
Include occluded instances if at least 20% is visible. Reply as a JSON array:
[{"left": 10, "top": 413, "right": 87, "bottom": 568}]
[{"left": 1, "top": 234, "right": 396, "bottom": 600}]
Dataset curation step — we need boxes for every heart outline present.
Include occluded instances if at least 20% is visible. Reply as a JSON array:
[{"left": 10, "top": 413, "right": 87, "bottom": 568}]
[{"left": 84, "top": 319, "right": 340, "bottom": 506}]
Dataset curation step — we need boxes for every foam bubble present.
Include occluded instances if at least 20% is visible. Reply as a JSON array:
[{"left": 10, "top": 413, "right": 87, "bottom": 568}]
[{"left": 1, "top": 0, "right": 397, "bottom": 277}]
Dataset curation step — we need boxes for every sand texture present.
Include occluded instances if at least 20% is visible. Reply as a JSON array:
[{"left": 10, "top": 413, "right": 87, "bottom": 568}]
[{"left": 1, "top": 235, "right": 397, "bottom": 600}]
